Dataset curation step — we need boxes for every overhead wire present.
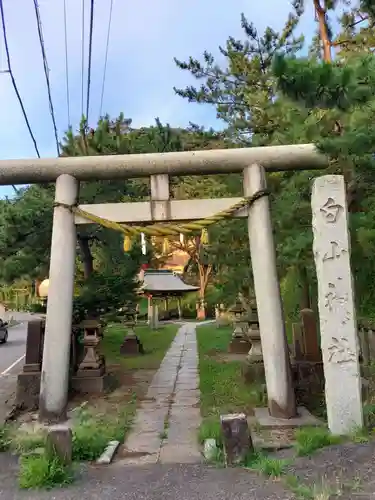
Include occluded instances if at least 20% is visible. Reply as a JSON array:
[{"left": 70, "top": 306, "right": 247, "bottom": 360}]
[
  {"left": 86, "top": 0, "right": 94, "bottom": 122},
  {"left": 63, "top": 0, "right": 71, "bottom": 127},
  {"left": 0, "top": 0, "right": 40, "bottom": 159},
  {"left": 32, "top": 0, "right": 60, "bottom": 156},
  {"left": 0, "top": 0, "right": 39, "bottom": 193},
  {"left": 99, "top": 0, "right": 114, "bottom": 119},
  {"left": 81, "top": 0, "right": 85, "bottom": 118}
]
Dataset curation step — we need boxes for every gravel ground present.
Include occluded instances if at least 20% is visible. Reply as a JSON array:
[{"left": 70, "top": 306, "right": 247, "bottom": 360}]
[{"left": 1, "top": 441, "right": 375, "bottom": 499}]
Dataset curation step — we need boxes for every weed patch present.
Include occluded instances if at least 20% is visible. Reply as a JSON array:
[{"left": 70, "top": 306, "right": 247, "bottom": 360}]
[
  {"left": 294, "top": 427, "right": 343, "bottom": 456},
  {"left": 18, "top": 454, "right": 73, "bottom": 490},
  {"left": 72, "top": 401, "right": 136, "bottom": 461},
  {"left": 198, "top": 417, "right": 223, "bottom": 447},
  {"left": 245, "top": 452, "right": 289, "bottom": 477}
]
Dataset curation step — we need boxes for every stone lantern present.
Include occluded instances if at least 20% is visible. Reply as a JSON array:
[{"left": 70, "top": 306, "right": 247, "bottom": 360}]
[
  {"left": 246, "top": 300, "right": 263, "bottom": 363},
  {"left": 76, "top": 320, "right": 105, "bottom": 376},
  {"left": 120, "top": 302, "right": 144, "bottom": 355},
  {"left": 228, "top": 298, "right": 251, "bottom": 354}
]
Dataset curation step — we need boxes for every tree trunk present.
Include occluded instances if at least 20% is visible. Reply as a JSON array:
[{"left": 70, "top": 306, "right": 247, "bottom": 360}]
[
  {"left": 313, "top": 1, "right": 361, "bottom": 213},
  {"left": 77, "top": 235, "right": 94, "bottom": 280},
  {"left": 197, "top": 263, "right": 212, "bottom": 320},
  {"left": 314, "top": 0, "right": 332, "bottom": 62},
  {"left": 197, "top": 264, "right": 206, "bottom": 320}
]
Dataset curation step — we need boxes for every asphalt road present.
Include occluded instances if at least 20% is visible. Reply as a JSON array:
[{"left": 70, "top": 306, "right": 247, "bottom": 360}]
[
  {"left": 0, "top": 322, "right": 28, "bottom": 375},
  {"left": 0, "top": 460, "right": 293, "bottom": 500},
  {"left": 0, "top": 314, "right": 42, "bottom": 423}
]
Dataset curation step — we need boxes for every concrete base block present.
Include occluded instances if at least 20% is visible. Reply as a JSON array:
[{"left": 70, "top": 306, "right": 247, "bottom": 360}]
[
  {"left": 16, "top": 372, "right": 41, "bottom": 410},
  {"left": 254, "top": 406, "right": 324, "bottom": 429},
  {"left": 228, "top": 337, "right": 251, "bottom": 354},
  {"left": 71, "top": 373, "right": 111, "bottom": 394},
  {"left": 46, "top": 424, "right": 72, "bottom": 465}
]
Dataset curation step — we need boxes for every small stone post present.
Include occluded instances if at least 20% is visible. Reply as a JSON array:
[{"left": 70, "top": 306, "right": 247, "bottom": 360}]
[
  {"left": 220, "top": 413, "right": 254, "bottom": 465},
  {"left": 46, "top": 424, "right": 72, "bottom": 465},
  {"left": 39, "top": 174, "right": 79, "bottom": 422},
  {"left": 312, "top": 175, "right": 363, "bottom": 435},
  {"left": 243, "top": 164, "right": 296, "bottom": 419}
]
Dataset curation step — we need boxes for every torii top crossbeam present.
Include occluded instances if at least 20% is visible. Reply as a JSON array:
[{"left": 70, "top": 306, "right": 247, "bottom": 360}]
[{"left": 0, "top": 143, "right": 326, "bottom": 185}]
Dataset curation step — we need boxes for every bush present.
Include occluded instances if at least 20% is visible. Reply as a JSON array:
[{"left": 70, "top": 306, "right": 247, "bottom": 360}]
[{"left": 27, "top": 302, "right": 47, "bottom": 314}]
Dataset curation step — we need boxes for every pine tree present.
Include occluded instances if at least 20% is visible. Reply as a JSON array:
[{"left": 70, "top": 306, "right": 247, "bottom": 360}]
[
  {"left": 273, "top": 44, "right": 375, "bottom": 316},
  {"left": 174, "top": 3, "right": 305, "bottom": 145}
]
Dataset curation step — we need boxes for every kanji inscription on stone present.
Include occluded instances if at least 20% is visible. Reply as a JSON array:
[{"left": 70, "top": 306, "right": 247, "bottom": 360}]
[
  {"left": 312, "top": 175, "right": 362, "bottom": 435},
  {"left": 322, "top": 241, "right": 348, "bottom": 262},
  {"left": 327, "top": 336, "right": 356, "bottom": 364},
  {"left": 320, "top": 197, "right": 344, "bottom": 223},
  {"left": 324, "top": 280, "right": 351, "bottom": 325}
]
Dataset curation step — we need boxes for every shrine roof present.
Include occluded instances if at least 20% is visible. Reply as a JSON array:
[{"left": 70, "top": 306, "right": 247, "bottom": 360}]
[{"left": 139, "top": 270, "right": 199, "bottom": 295}]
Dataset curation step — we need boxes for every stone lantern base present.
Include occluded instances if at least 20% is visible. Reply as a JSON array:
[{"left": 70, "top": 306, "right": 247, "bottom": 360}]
[
  {"left": 246, "top": 328, "right": 263, "bottom": 362},
  {"left": 120, "top": 335, "right": 144, "bottom": 355},
  {"left": 229, "top": 337, "right": 251, "bottom": 354}
]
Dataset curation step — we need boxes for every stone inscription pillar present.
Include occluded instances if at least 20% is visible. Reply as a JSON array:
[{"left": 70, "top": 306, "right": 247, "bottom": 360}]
[
  {"left": 243, "top": 164, "right": 296, "bottom": 418},
  {"left": 312, "top": 174, "right": 363, "bottom": 435},
  {"left": 39, "top": 174, "right": 79, "bottom": 422}
]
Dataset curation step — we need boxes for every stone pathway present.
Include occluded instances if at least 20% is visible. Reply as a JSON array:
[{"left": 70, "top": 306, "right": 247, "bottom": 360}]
[{"left": 120, "top": 323, "right": 201, "bottom": 465}]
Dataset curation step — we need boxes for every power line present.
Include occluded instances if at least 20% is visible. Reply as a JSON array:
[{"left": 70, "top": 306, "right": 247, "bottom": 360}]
[
  {"left": 0, "top": 0, "right": 40, "bottom": 159},
  {"left": 86, "top": 0, "right": 94, "bottom": 122},
  {"left": 81, "top": 0, "right": 85, "bottom": 118},
  {"left": 33, "top": 0, "right": 60, "bottom": 156},
  {"left": 99, "top": 0, "right": 114, "bottom": 119},
  {"left": 63, "top": 0, "right": 71, "bottom": 126}
]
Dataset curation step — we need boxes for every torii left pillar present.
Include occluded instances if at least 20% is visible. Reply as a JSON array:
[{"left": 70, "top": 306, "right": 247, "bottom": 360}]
[{"left": 39, "top": 174, "right": 79, "bottom": 422}]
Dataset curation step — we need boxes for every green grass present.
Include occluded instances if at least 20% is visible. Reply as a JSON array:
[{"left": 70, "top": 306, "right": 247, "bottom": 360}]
[
  {"left": 246, "top": 452, "right": 289, "bottom": 477},
  {"left": 294, "top": 427, "right": 343, "bottom": 456},
  {"left": 102, "top": 323, "right": 178, "bottom": 370},
  {"left": 198, "top": 417, "right": 223, "bottom": 446},
  {"left": 13, "top": 400, "right": 137, "bottom": 489},
  {"left": 71, "top": 399, "right": 136, "bottom": 461},
  {"left": 197, "top": 324, "right": 260, "bottom": 418},
  {"left": 18, "top": 454, "right": 73, "bottom": 490}
]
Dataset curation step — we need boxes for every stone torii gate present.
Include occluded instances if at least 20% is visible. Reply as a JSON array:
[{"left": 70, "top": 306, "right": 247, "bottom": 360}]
[{"left": 0, "top": 144, "right": 327, "bottom": 423}]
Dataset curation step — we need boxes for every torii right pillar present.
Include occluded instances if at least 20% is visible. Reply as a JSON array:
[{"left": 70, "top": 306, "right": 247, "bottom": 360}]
[{"left": 244, "top": 164, "right": 297, "bottom": 419}]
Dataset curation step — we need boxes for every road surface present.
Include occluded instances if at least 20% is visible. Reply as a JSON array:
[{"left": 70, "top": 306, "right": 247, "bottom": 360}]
[
  {"left": 0, "top": 313, "right": 41, "bottom": 423},
  {"left": 0, "top": 322, "right": 28, "bottom": 376}
]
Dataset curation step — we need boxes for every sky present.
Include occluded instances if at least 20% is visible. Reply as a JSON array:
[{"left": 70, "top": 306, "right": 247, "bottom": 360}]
[{"left": 0, "top": 0, "right": 321, "bottom": 198}]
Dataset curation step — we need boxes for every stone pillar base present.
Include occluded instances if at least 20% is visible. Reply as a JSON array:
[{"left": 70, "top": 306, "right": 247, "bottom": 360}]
[
  {"left": 120, "top": 335, "right": 144, "bottom": 355},
  {"left": 16, "top": 372, "right": 41, "bottom": 410},
  {"left": 228, "top": 337, "right": 251, "bottom": 354}
]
